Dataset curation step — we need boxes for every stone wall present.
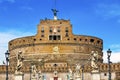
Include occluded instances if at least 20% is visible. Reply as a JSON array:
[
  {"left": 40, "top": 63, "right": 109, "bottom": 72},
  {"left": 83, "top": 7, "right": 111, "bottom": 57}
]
[{"left": 8, "top": 19, "right": 103, "bottom": 66}]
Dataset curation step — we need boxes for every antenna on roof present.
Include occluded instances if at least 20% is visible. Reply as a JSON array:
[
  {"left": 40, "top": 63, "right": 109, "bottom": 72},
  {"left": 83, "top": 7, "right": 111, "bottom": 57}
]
[
  {"left": 54, "top": 0, "right": 56, "bottom": 9},
  {"left": 52, "top": 0, "right": 59, "bottom": 20}
]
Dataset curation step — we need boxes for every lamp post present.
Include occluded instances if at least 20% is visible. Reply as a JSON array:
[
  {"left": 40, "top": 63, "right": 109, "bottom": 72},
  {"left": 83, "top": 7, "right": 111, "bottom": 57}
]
[
  {"left": 5, "top": 50, "right": 10, "bottom": 80},
  {"left": 107, "top": 49, "right": 112, "bottom": 80}
]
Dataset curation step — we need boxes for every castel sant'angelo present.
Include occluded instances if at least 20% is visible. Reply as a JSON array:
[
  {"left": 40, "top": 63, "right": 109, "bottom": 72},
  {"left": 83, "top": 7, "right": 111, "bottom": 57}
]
[{"left": 0, "top": 8, "right": 120, "bottom": 80}]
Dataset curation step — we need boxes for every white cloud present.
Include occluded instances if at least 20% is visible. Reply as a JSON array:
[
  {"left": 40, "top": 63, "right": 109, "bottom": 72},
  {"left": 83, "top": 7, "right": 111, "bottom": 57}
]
[
  {"left": 110, "top": 44, "right": 120, "bottom": 50},
  {"left": 103, "top": 50, "right": 120, "bottom": 63},
  {"left": 0, "top": 31, "right": 34, "bottom": 65},
  {"left": 110, "top": 44, "right": 120, "bottom": 52},
  {"left": 95, "top": 3, "right": 120, "bottom": 20},
  {"left": 110, "top": 44, "right": 120, "bottom": 48}
]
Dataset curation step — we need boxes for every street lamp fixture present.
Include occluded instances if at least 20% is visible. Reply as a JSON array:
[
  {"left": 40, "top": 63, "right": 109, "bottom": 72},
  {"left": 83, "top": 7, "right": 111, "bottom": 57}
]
[
  {"left": 107, "top": 49, "right": 111, "bottom": 57},
  {"left": 107, "top": 49, "right": 112, "bottom": 80},
  {"left": 5, "top": 50, "right": 10, "bottom": 80}
]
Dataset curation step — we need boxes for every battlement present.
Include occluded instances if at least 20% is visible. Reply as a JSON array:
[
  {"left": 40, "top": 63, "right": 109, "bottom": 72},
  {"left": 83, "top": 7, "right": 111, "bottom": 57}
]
[
  {"left": 8, "top": 19, "right": 103, "bottom": 67},
  {"left": 0, "top": 63, "right": 120, "bottom": 73},
  {"left": 39, "top": 19, "right": 71, "bottom": 25},
  {"left": 9, "top": 35, "right": 103, "bottom": 51}
]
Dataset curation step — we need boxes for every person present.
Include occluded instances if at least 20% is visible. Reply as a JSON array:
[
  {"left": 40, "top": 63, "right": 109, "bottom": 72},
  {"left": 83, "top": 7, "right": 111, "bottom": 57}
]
[{"left": 16, "top": 51, "right": 24, "bottom": 73}]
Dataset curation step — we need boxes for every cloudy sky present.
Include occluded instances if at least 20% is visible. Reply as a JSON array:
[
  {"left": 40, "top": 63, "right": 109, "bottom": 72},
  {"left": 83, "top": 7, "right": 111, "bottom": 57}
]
[{"left": 0, "top": 0, "right": 120, "bottom": 64}]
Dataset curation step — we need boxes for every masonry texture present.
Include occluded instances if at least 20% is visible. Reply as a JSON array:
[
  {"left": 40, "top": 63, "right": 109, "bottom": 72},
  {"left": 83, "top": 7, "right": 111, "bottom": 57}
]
[{"left": 0, "top": 19, "right": 120, "bottom": 80}]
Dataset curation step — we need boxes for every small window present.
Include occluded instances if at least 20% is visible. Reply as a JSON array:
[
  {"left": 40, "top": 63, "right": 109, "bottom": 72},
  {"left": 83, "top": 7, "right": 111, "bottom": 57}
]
[
  {"left": 41, "top": 27, "right": 44, "bottom": 33},
  {"left": 85, "top": 39, "right": 87, "bottom": 41},
  {"left": 97, "top": 40, "right": 100, "bottom": 44},
  {"left": 53, "top": 35, "right": 57, "bottom": 40},
  {"left": 23, "top": 40, "right": 25, "bottom": 42},
  {"left": 65, "top": 27, "right": 68, "bottom": 32},
  {"left": 74, "top": 38, "right": 76, "bottom": 41},
  {"left": 104, "top": 73, "right": 107, "bottom": 76},
  {"left": 49, "top": 35, "right": 52, "bottom": 40},
  {"left": 34, "top": 39, "right": 36, "bottom": 41},
  {"left": 10, "top": 43, "right": 12, "bottom": 46},
  {"left": 49, "top": 35, "right": 61, "bottom": 40},
  {"left": 58, "top": 35, "right": 61, "bottom": 40},
  {"left": 65, "top": 33, "right": 69, "bottom": 37},
  {"left": 90, "top": 39, "right": 94, "bottom": 42},
  {"left": 41, "top": 34, "right": 44, "bottom": 37},
  {"left": 49, "top": 27, "right": 52, "bottom": 32},
  {"left": 57, "top": 27, "right": 60, "bottom": 32},
  {"left": 54, "top": 64, "right": 57, "bottom": 67},
  {"left": 80, "top": 39, "right": 82, "bottom": 41}
]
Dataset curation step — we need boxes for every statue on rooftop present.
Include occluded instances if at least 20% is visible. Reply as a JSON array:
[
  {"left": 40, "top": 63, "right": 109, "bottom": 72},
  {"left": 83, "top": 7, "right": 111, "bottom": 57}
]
[
  {"left": 51, "top": 9, "right": 58, "bottom": 16},
  {"left": 51, "top": 9, "right": 59, "bottom": 20}
]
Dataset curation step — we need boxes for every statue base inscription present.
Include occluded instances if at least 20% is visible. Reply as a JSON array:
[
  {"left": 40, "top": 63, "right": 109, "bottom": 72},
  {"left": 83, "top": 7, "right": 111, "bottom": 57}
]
[
  {"left": 75, "top": 78, "right": 81, "bottom": 80},
  {"left": 32, "top": 77, "right": 37, "bottom": 80},
  {"left": 74, "top": 76, "right": 81, "bottom": 80},
  {"left": 91, "top": 70, "right": 100, "bottom": 80},
  {"left": 14, "top": 73, "right": 24, "bottom": 80}
]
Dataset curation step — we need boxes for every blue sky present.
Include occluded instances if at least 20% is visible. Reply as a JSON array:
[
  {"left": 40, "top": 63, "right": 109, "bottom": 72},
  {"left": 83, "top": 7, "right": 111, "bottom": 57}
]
[{"left": 0, "top": 0, "right": 120, "bottom": 64}]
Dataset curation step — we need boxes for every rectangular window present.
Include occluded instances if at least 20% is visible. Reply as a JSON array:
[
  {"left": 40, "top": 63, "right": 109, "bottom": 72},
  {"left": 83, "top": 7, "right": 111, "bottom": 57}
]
[
  {"left": 65, "top": 32, "right": 69, "bottom": 37},
  {"left": 49, "top": 27, "right": 52, "bottom": 33},
  {"left": 41, "top": 35, "right": 44, "bottom": 37},
  {"left": 49, "top": 35, "right": 52, "bottom": 40},
  {"left": 65, "top": 27, "right": 68, "bottom": 32},
  {"left": 57, "top": 27, "right": 60, "bottom": 32},
  {"left": 53, "top": 35, "right": 57, "bottom": 40},
  {"left": 41, "top": 27, "right": 44, "bottom": 33},
  {"left": 58, "top": 35, "right": 61, "bottom": 40},
  {"left": 49, "top": 35, "right": 61, "bottom": 40}
]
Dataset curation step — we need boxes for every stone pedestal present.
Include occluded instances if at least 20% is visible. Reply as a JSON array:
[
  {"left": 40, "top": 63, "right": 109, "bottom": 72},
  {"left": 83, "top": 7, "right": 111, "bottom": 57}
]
[
  {"left": 91, "top": 70, "right": 100, "bottom": 80},
  {"left": 75, "top": 77, "right": 81, "bottom": 80},
  {"left": 58, "top": 78, "right": 62, "bottom": 80},
  {"left": 14, "top": 73, "right": 24, "bottom": 80},
  {"left": 50, "top": 77, "right": 62, "bottom": 80},
  {"left": 70, "top": 78, "right": 73, "bottom": 80},
  {"left": 75, "top": 78, "right": 81, "bottom": 80},
  {"left": 74, "top": 74, "right": 81, "bottom": 80},
  {"left": 32, "top": 77, "right": 37, "bottom": 80}
]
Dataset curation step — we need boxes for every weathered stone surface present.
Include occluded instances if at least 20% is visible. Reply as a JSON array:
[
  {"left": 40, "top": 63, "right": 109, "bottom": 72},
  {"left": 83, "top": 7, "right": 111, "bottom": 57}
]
[{"left": 0, "top": 19, "right": 119, "bottom": 80}]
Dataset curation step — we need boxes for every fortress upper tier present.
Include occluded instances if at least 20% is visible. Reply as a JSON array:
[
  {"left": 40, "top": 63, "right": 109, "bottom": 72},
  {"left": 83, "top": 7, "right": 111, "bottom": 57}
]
[{"left": 9, "top": 19, "right": 103, "bottom": 66}]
